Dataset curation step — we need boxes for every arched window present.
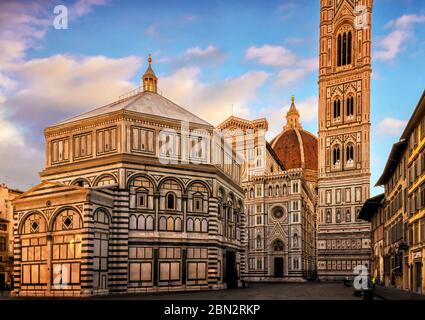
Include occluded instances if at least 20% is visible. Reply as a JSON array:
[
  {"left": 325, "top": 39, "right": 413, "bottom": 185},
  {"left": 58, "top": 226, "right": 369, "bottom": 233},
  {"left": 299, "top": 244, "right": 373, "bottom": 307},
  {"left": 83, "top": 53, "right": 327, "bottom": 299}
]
[
  {"left": 346, "top": 145, "right": 354, "bottom": 163},
  {"left": 175, "top": 218, "right": 182, "bottom": 231},
  {"left": 129, "top": 215, "right": 137, "bottom": 230},
  {"left": 333, "top": 147, "right": 341, "bottom": 165},
  {"left": 276, "top": 185, "right": 280, "bottom": 196},
  {"left": 269, "top": 186, "right": 273, "bottom": 197},
  {"left": 347, "top": 96, "right": 354, "bottom": 116},
  {"left": 336, "top": 210, "right": 341, "bottom": 223},
  {"left": 138, "top": 215, "right": 146, "bottom": 230},
  {"left": 194, "top": 219, "right": 201, "bottom": 232},
  {"left": 187, "top": 218, "right": 194, "bottom": 232},
  {"left": 159, "top": 217, "right": 166, "bottom": 230},
  {"left": 337, "top": 31, "right": 352, "bottom": 67},
  {"left": 167, "top": 217, "right": 174, "bottom": 231},
  {"left": 293, "top": 234, "right": 298, "bottom": 247},
  {"left": 146, "top": 216, "right": 154, "bottom": 230},
  {"left": 166, "top": 193, "right": 176, "bottom": 210},
  {"left": 345, "top": 209, "right": 351, "bottom": 222},
  {"left": 250, "top": 189, "right": 254, "bottom": 199},
  {"left": 347, "top": 31, "right": 352, "bottom": 64},
  {"left": 333, "top": 99, "right": 341, "bottom": 118},
  {"left": 201, "top": 219, "right": 208, "bottom": 233},
  {"left": 94, "top": 209, "right": 109, "bottom": 225},
  {"left": 326, "top": 210, "right": 332, "bottom": 223},
  {"left": 0, "top": 237, "right": 6, "bottom": 251},
  {"left": 337, "top": 34, "right": 342, "bottom": 67}
]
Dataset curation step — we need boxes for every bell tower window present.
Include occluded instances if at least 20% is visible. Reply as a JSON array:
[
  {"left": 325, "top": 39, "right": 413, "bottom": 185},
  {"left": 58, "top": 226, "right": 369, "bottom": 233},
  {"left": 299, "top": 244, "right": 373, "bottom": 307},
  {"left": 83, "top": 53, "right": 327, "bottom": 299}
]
[
  {"left": 346, "top": 97, "right": 354, "bottom": 117},
  {"left": 346, "top": 145, "right": 354, "bottom": 164},
  {"left": 337, "top": 30, "right": 352, "bottom": 67},
  {"left": 333, "top": 99, "right": 341, "bottom": 119},
  {"left": 333, "top": 147, "right": 341, "bottom": 165}
]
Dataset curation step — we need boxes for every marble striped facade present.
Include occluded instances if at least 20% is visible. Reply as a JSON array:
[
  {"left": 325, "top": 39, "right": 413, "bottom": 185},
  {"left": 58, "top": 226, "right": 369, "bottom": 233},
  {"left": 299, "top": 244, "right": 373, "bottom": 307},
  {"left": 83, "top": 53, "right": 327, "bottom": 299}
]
[{"left": 12, "top": 166, "right": 244, "bottom": 297}]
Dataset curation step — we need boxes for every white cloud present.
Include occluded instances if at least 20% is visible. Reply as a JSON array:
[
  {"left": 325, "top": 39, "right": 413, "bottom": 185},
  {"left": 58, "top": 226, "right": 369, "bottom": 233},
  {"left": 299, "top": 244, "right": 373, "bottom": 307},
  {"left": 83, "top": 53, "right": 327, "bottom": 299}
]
[
  {"left": 274, "top": 57, "right": 317, "bottom": 88},
  {"left": 160, "top": 68, "right": 269, "bottom": 125},
  {"left": 375, "top": 29, "right": 410, "bottom": 61},
  {"left": 71, "top": 0, "right": 108, "bottom": 19},
  {"left": 0, "top": 0, "right": 118, "bottom": 191},
  {"left": 7, "top": 54, "right": 141, "bottom": 127},
  {"left": 385, "top": 14, "right": 425, "bottom": 29},
  {"left": 0, "top": 106, "right": 42, "bottom": 190},
  {"left": 375, "top": 14, "right": 425, "bottom": 61},
  {"left": 160, "top": 45, "right": 225, "bottom": 67},
  {"left": 0, "top": 54, "right": 141, "bottom": 190},
  {"left": 377, "top": 117, "right": 407, "bottom": 136},
  {"left": 0, "top": 109, "right": 24, "bottom": 146},
  {"left": 245, "top": 45, "right": 296, "bottom": 67},
  {"left": 244, "top": 45, "right": 317, "bottom": 88}
]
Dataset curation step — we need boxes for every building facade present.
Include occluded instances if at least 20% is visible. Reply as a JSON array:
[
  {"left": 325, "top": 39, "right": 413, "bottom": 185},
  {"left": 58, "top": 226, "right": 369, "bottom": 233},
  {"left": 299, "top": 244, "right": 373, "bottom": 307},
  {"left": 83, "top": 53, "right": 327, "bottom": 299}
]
[
  {"left": 317, "top": 0, "right": 373, "bottom": 280},
  {"left": 0, "top": 184, "right": 23, "bottom": 290},
  {"left": 358, "top": 193, "right": 384, "bottom": 284},
  {"left": 218, "top": 98, "right": 317, "bottom": 282},
  {"left": 11, "top": 59, "right": 246, "bottom": 297},
  {"left": 366, "top": 91, "right": 425, "bottom": 294}
]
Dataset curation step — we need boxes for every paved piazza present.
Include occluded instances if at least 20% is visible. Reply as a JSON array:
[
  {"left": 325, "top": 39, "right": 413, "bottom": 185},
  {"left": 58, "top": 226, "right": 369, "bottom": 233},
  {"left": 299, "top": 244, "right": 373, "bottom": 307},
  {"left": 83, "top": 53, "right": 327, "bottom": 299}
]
[{"left": 95, "top": 283, "right": 361, "bottom": 300}]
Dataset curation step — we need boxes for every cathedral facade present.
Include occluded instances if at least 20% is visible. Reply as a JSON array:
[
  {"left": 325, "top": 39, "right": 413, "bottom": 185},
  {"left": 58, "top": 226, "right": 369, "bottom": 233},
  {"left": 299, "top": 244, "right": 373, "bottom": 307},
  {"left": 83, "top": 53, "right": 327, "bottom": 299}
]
[
  {"left": 11, "top": 60, "right": 245, "bottom": 297},
  {"left": 218, "top": 98, "right": 317, "bottom": 281},
  {"left": 317, "top": 0, "right": 373, "bottom": 280}
]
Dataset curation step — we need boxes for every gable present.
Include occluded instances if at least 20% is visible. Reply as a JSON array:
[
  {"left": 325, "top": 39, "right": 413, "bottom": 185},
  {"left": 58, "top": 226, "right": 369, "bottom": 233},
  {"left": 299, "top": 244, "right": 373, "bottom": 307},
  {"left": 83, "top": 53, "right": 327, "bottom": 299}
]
[{"left": 13, "top": 181, "right": 88, "bottom": 203}]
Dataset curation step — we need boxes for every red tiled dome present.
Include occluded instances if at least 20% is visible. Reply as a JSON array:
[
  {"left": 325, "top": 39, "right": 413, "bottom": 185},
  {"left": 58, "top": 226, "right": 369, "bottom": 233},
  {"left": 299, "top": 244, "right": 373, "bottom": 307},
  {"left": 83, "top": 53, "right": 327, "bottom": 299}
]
[{"left": 270, "top": 128, "right": 318, "bottom": 171}]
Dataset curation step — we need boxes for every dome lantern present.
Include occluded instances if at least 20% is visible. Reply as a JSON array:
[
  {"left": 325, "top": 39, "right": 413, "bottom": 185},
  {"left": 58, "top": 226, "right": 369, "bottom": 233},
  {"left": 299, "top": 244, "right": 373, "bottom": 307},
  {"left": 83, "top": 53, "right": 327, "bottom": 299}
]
[
  {"left": 141, "top": 53, "right": 158, "bottom": 93},
  {"left": 284, "top": 95, "right": 302, "bottom": 130}
]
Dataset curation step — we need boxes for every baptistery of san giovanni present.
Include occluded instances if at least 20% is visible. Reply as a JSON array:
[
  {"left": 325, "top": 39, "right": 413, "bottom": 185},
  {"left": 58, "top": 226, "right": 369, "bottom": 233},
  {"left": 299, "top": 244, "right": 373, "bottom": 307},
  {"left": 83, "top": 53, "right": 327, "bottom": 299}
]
[{"left": 12, "top": 58, "right": 245, "bottom": 297}]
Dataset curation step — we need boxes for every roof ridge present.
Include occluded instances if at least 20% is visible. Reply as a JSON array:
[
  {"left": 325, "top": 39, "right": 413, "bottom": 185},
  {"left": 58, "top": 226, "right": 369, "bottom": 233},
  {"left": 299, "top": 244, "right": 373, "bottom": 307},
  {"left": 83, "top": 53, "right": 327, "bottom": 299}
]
[
  {"left": 53, "top": 91, "right": 142, "bottom": 126},
  {"left": 144, "top": 92, "right": 212, "bottom": 126}
]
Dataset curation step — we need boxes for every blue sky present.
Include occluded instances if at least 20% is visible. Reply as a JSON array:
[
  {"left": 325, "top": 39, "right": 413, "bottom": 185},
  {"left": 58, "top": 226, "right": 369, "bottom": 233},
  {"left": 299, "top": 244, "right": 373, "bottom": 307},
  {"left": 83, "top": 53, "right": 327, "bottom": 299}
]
[{"left": 0, "top": 0, "right": 424, "bottom": 193}]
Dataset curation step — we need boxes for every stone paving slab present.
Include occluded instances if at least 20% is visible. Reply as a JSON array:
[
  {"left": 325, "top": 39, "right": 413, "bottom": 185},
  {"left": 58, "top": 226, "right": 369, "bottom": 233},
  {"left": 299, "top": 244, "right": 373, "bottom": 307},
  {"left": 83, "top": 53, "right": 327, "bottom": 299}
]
[
  {"left": 93, "top": 282, "right": 362, "bottom": 300},
  {"left": 373, "top": 285, "right": 425, "bottom": 300}
]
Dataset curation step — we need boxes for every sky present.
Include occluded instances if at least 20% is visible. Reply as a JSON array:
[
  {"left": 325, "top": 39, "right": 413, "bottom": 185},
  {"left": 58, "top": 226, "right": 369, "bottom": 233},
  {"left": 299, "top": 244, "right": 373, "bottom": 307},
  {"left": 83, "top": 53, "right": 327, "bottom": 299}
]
[{"left": 0, "top": 0, "right": 424, "bottom": 193}]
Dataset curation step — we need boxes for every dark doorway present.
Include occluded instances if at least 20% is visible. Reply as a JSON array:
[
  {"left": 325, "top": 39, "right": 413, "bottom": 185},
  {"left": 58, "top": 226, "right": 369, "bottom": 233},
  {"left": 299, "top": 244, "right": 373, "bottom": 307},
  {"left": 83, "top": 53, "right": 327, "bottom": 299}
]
[
  {"left": 415, "top": 262, "right": 422, "bottom": 293},
  {"left": 274, "top": 257, "right": 284, "bottom": 278},
  {"left": 225, "top": 251, "right": 237, "bottom": 288},
  {"left": 0, "top": 274, "right": 5, "bottom": 291}
]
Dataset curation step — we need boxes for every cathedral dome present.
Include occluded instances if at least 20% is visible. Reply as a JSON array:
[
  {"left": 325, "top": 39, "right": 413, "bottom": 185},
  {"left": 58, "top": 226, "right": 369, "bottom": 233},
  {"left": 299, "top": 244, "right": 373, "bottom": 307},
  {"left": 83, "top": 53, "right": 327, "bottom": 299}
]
[{"left": 270, "top": 97, "right": 318, "bottom": 171}]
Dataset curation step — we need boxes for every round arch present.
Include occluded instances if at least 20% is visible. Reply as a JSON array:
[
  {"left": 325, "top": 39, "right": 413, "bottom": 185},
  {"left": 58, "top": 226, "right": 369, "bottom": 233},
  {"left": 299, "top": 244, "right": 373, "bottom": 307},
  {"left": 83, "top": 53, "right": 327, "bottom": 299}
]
[
  {"left": 93, "top": 207, "right": 112, "bottom": 225},
  {"left": 157, "top": 177, "right": 185, "bottom": 192},
  {"left": 271, "top": 238, "right": 285, "bottom": 252},
  {"left": 93, "top": 174, "right": 118, "bottom": 187},
  {"left": 126, "top": 173, "right": 157, "bottom": 191},
  {"left": 217, "top": 186, "right": 226, "bottom": 200},
  {"left": 71, "top": 177, "right": 91, "bottom": 187},
  {"left": 48, "top": 206, "right": 83, "bottom": 231},
  {"left": 186, "top": 180, "right": 212, "bottom": 197},
  {"left": 18, "top": 211, "right": 48, "bottom": 235}
]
